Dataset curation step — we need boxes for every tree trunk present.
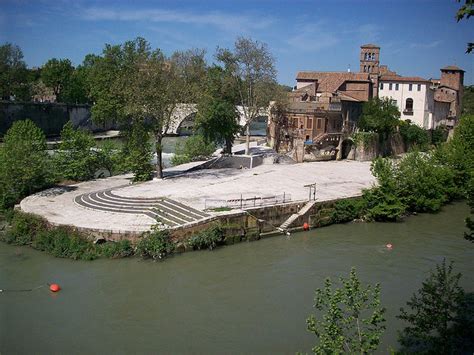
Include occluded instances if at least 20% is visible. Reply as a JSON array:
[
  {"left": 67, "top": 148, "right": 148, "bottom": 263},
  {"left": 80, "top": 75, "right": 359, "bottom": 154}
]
[
  {"left": 225, "top": 137, "right": 232, "bottom": 155},
  {"left": 155, "top": 132, "right": 163, "bottom": 179},
  {"left": 245, "top": 123, "right": 251, "bottom": 155}
]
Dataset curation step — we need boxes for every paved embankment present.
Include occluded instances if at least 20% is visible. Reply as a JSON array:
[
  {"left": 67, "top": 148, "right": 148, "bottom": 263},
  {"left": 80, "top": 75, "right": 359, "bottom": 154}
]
[{"left": 20, "top": 160, "right": 375, "bottom": 234}]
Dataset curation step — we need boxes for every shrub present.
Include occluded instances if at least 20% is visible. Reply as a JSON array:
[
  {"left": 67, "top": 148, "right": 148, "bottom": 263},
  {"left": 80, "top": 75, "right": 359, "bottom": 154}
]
[
  {"left": 431, "top": 125, "right": 448, "bottom": 146},
  {"left": 2, "top": 211, "right": 47, "bottom": 245},
  {"left": 171, "top": 134, "right": 215, "bottom": 166},
  {"left": 331, "top": 198, "right": 365, "bottom": 223},
  {"left": 0, "top": 120, "right": 54, "bottom": 209},
  {"left": 99, "top": 240, "right": 134, "bottom": 258},
  {"left": 136, "top": 228, "right": 174, "bottom": 260},
  {"left": 399, "top": 120, "right": 430, "bottom": 150},
  {"left": 186, "top": 224, "right": 224, "bottom": 250},
  {"left": 120, "top": 123, "right": 154, "bottom": 182}
]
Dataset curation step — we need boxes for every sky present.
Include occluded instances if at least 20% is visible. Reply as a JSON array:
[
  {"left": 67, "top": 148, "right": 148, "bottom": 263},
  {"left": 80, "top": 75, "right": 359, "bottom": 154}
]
[{"left": 2, "top": 0, "right": 473, "bottom": 85}]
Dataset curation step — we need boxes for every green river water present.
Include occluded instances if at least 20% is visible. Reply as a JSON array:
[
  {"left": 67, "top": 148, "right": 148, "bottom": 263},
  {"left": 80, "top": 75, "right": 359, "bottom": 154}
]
[{"left": 1, "top": 202, "right": 473, "bottom": 354}]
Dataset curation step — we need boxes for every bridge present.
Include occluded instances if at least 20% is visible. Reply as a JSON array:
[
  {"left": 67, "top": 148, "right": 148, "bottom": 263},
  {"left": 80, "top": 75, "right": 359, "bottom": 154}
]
[{"left": 166, "top": 104, "right": 268, "bottom": 135}]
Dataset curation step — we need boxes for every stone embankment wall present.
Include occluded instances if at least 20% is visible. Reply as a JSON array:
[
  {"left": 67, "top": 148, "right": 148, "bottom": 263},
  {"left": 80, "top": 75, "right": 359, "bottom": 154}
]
[{"left": 0, "top": 101, "right": 113, "bottom": 137}]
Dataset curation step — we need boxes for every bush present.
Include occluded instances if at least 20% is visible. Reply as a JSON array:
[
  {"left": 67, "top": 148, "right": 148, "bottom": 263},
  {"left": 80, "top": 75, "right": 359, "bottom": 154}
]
[
  {"left": 171, "top": 134, "right": 215, "bottom": 166},
  {"left": 0, "top": 120, "right": 54, "bottom": 209},
  {"left": 186, "top": 224, "right": 224, "bottom": 250},
  {"left": 1, "top": 211, "right": 47, "bottom": 245},
  {"left": 331, "top": 198, "right": 365, "bottom": 223},
  {"left": 99, "top": 240, "right": 134, "bottom": 258},
  {"left": 431, "top": 125, "right": 448, "bottom": 146},
  {"left": 136, "top": 228, "right": 174, "bottom": 260}
]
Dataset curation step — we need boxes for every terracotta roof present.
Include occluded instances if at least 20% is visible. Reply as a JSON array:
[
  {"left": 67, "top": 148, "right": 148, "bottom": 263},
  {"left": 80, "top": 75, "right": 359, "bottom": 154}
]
[
  {"left": 336, "top": 91, "right": 362, "bottom": 102},
  {"left": 296, "top": 72, "right": 370, "bottom": 92},
  {"left": 380, "top": 75, "right": 430, "bottom": 83},
  {"left": 441, "top": 65, "right": 464, "bottom": 72},
  {"left": 361, "top": 43, "right": 380, "bottom": 48}
]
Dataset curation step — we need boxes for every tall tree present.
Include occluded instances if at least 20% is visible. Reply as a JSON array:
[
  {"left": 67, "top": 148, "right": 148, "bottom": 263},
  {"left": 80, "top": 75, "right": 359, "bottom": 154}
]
[
  {"left": 397, "top": 260, "right": 465, "bottom": 354},
  {"left": 457, "top": 0, "right": 474, "bottom": 53},
  {"left": 41, "top": 58, "right": 74, "bottom": 100},
  {"left": 217, "top": 37, "right": 277, "bottom": 155},
  {"left": 195, "top": 65, "right": 240, "bottom": 154},
  {"left": 305, "top": 268, "right": 386, "bottom": 354},
  {"left": 0, "top": 43, "right": 29, "bottom": 100}
]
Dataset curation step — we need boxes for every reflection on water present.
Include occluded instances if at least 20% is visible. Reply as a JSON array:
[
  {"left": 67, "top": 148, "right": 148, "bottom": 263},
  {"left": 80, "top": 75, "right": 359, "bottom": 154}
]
[{"left": 1, "top": 203, "right": 472, "bottom": 353}]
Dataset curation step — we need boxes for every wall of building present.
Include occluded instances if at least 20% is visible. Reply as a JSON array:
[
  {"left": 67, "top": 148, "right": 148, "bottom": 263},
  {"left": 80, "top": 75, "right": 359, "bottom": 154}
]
[{"left": 379, "top": 81, "right": 430, "bottom": 128}]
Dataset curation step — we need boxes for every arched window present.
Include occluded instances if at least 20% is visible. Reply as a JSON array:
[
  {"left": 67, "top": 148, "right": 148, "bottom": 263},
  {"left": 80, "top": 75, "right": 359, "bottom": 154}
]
[
  {"left": 405, "top": 98, "right": 413, "bottom": 112},
  {"left": 364, "top": 65, "right": 367, "bottom": 72},
  {"left": 364, "top": 53, "right": 368, "bottom": 60}
]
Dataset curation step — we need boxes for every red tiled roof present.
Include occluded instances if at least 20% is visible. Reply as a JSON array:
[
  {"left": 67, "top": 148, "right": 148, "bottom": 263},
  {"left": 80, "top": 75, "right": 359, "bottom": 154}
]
[
  {"left": 380, "top": 75, "right": 430, "bottom": 83},
  {"left": 296, "top": 72, "right": 370, "bottom": 93}
]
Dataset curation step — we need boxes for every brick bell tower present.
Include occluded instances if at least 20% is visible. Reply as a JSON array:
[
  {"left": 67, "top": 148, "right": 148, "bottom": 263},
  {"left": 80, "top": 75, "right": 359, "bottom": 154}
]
[{"left": 360, "top": 44, "right": 380, "bottom": 97}]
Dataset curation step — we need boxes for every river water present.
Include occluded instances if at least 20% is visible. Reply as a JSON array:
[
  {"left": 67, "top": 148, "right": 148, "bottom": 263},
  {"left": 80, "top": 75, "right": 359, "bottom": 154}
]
[{"left": 1, "top": 202, "right": 473, "bottom": 354}]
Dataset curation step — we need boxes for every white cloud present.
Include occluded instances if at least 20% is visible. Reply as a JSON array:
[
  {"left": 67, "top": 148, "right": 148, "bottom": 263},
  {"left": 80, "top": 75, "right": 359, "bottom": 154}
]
[
  {"left": 285, "top": 21, "right": 340, "bottom": 52},
  {"left": 410, "top": 40, "right": 443, "bottom": 49},
  {"left": 81, "top": 7, "right": 274, "bottom": 32}
]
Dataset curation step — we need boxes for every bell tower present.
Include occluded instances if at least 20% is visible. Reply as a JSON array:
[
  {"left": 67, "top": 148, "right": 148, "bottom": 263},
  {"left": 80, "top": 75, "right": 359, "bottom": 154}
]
[{"left": 360, "top": 44, "right": 380, "bottom": 97}]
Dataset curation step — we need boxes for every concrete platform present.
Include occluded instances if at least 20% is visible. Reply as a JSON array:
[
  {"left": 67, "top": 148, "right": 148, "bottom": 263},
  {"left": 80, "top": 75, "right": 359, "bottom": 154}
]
[{"left": 20, "top": 160, "right": 376, "bottom": 234}]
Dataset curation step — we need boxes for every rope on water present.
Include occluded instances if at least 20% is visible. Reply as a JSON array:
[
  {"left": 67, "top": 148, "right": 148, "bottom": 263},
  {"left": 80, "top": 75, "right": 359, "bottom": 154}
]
[{"left": 0, "top": 285, "right": 45, "bottom": 293}]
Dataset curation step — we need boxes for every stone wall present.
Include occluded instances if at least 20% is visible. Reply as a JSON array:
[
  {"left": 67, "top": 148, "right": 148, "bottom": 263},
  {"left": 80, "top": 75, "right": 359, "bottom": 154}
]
[{"left": 0, "top": 101, "right": 113, "bottom": 137}]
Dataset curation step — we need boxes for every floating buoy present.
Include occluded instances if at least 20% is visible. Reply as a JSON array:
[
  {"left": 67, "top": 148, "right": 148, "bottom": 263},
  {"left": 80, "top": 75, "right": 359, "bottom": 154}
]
[
  {"left": 386, "top": 243, "right": 393, "bottom": 249},
  {"left": 49, "top": 283, "right": 61, "bottom": 292},
  {"left": 303, "top": 222, "right": 309, "bottom": 231}
]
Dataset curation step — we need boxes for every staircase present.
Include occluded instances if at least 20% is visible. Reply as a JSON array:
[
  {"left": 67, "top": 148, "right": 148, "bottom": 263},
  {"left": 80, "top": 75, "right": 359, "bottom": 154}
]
[{"left": 279, "top": 200, "right": 317, "bottom": 230}]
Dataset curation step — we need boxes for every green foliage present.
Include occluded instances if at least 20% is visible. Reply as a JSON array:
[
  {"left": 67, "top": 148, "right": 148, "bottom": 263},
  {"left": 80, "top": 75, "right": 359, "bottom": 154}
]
[
  {"left": 397, "top": 260, "right": 466, "bottom": 354},
  {"left": 331, "top": 198, "right": 365, "bottom": 223},
  {"left": 351, "top": 131, "right": 377, "bottom": 148},
  {"left": 306, "top": 268, "right": 386, "bottom": 354},
  {"left": 120, "top": 123, "right": 154, "bottom": 182},
  {"left": 431, "top": 125, "right": 448, "bottom": 146},
  {"left": 0, "top": 42, "right": 30, "bottom": 100},
  {"left": 95, "top": 140, "right": 122, "bottom": 177},
  {"left": 136, "top": 228, "right": 174, "bottom": 260},
  {"left": 358, "top": 97, "right": 400, "bottom": 137},
  {"left": 186, "top": 224, "right": 225, "bottom": 250},
  {"left": 54, "top": 121, "right": 99, "bottom": 181},
  {"left": 398, "top": 120, "right": 430, "bottom": 150},
  {"left": 0, "top": 119, "right": 54, "bottom": 209},
  {"left": 98, "top": 240, "right": 134, "bottom": 258},
  {"left": 456, "top": 1, "right": 473, "bottom": 53},
  {"left": 41, "top": 58, "right": 74, "bottom": 99},
  {"left": 171, "top": 134, "right": 215, "bottom": 166},
  {"left": 195, "top": 65, "right": 240, "bottom": 154},
  {"left": 465, "top": 174, "right": 474, "bottom": 242},
  {"left": 1, "top": 211, "right": 47, "bottom": 245},
  {"left": 463, "top": 85, "right": 474, "bottom": 115}
]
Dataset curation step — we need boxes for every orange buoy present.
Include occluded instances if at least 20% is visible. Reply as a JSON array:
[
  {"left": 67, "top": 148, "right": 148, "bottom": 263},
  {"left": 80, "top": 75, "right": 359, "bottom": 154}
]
[
  {"left": 49, "top": 284, "right": 61, "bottom": 292},
  {"left": 303, "top": 222, "right": 309, "bottom": 231},
  {"left": 386, "top": 243, "right": 393, "bottom": 249}
]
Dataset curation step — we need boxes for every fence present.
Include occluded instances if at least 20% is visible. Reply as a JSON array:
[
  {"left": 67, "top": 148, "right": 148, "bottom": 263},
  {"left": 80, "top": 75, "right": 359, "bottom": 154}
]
[{"left": 204, "top": 193, "right": 292, "bottom": 210}]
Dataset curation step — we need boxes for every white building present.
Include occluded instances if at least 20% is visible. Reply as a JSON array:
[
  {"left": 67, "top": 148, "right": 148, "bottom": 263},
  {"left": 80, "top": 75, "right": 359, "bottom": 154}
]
[{"left": 378, "top": 75, "right": 434, "bottom": 129}]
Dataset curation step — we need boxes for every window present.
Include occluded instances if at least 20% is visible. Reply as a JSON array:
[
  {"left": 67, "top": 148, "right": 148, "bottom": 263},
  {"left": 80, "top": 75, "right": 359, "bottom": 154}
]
[
  {"left": 409, "top": 84, "right": 413, "bottom": 91},
  {"left": 389, "top": 83, "right": 393, "bottom": 90},
  {"left": 317, "top": 118, "right": 322, "bottom": 129},
  {"left": 417, "top": 84, "right": 421, "bottom": 91},
  {"left": 405, "top": 98, "right": 413, "bottom": 112},
  {"left": 307, "top": 118, "right": 312, "bottom": 129},
  {"left": 364, "top": 53, "right": 368, "bottom": 60},
  {"left": 395, "top": 83, "right": 399, "bottom": 91},
  {"left": 380, "top": 82, "right": 384, "bottom": 90},
  {"left": 363, "top": 65, "right": 367, "bottom": 72}
]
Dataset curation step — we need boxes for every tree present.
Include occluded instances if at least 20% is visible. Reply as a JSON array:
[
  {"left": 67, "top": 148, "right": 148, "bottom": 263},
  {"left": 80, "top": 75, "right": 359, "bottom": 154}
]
[
  {"left": 397, "top": 260, "right": 465, "bottom": 354},
  {"left": 195, "top": 65, "right": 240, "bottom": 154},
  {"left": 358, "top": 97, "right": 400, "bottom": 152},
  {"left": 306, "top": 268, "right": 386, "bottom": 354},
  {"left": 171, "top": 134, "right": 216, "bottom": 166},
  {"left": 0, "top": 43, "right": 29, "bottom": 100},
  {"left": 41, "top": 58, "right": 74, "bottom": 100},
  {"left": 54, "top": 122, "right": 99, "bottom": 181},
  {"left": 217, "top": 37, "right": 277, "bottom": 155},
  {"left": 0, "top": 120, "right": 53, "bottom": 209},
  {"left": 465, "top": 175, "right": 474, "bottom": 242},
  {"left": 456, "top": 0, "right": 473, "bottom": 53}
]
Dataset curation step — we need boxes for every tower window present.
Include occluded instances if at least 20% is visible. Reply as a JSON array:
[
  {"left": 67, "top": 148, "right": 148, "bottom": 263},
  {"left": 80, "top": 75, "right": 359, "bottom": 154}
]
[
  {"left": 364, "top": 65, "right": 367, "bottom": 72},
  {"left": 417, "top": 84, "right": 421, "bottom": 91},
  {"left": 409, "top": 84, "right": 413, "bottom": 91}
]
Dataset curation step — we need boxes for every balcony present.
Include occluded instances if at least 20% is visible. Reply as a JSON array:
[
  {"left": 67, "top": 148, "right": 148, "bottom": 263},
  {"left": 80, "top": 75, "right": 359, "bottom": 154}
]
[{"left": 403, "top": 109, "right": 414, "bottom": 116}]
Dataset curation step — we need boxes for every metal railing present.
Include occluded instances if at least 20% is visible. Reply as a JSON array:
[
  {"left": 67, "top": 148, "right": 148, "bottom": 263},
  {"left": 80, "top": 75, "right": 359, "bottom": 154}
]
[{"left": 205, "top": 193, "right": 292, "bottom": 210}]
